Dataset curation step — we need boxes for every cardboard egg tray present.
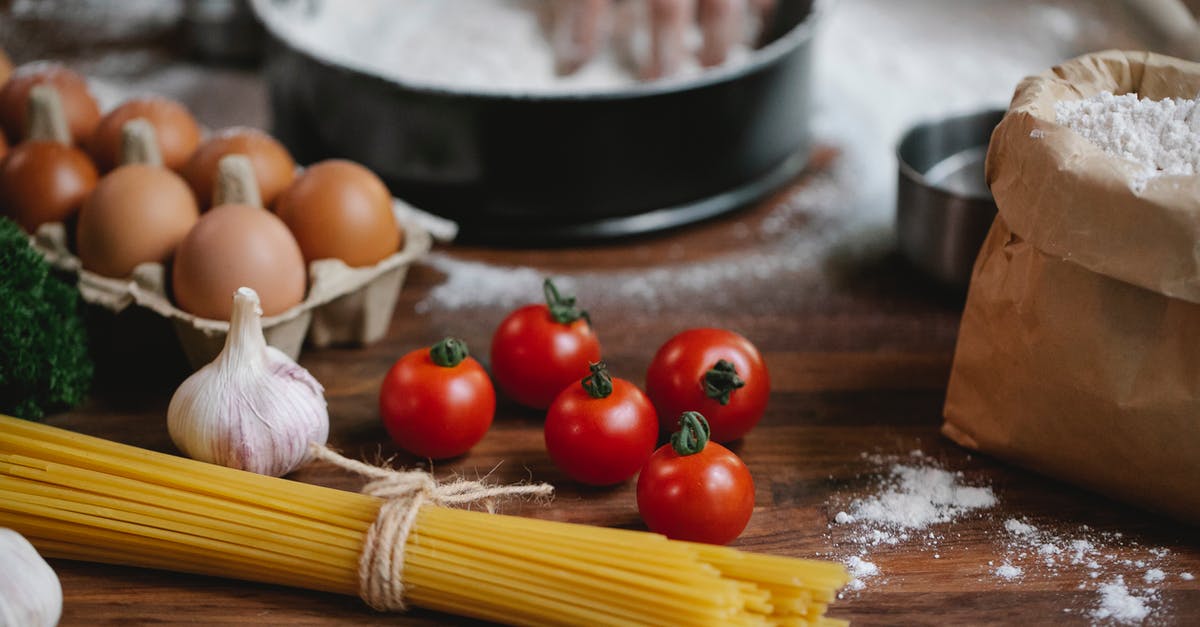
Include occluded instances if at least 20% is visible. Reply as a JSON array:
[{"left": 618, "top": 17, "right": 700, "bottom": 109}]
[{"left": 32, "top": 201, "right": 432, "bottom": 370}]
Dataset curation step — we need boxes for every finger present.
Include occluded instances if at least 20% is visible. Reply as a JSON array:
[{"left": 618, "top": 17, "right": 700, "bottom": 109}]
[
  {"left": 748, "top": 0, "right": 777, "bottom": 45},
  {"left": 698, "top": 0, "right": 745, "bottom": 67},
  {"left": 645, "top": 0, "right": 696, "bottom": 80},
  {"left": 748, "top": 0, "right": 776, "bottom": 19},
  {"left": 553, "top": 0, "right": 612, "bottom": 75}
]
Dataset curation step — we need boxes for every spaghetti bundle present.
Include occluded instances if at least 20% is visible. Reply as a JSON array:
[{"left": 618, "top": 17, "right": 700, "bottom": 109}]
[{"left": 0, "top": 414, "right": 848, "bottom": 626}]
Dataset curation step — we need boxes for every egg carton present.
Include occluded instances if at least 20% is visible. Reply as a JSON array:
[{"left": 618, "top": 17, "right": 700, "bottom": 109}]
[{"left": 32, "top": 200, "right": 434, "bottom": 369}]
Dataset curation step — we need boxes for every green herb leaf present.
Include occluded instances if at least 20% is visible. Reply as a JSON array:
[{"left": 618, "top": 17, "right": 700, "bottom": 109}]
[{"left": 0, "top": 217, "right": 92, "bottom": 420}]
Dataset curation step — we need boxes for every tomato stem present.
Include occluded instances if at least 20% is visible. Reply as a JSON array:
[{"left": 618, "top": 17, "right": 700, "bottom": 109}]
[
  {"left": 543, "top": 278, "right": 590, "bottom": 325},
  {"left": 581, "top": 361, "right": 613, "bottom": 399},
  {"left": 430, "top": 337, "right": 469, "bottom": 368},
  {"left": 702, "top": 359, "right": 745, "bottom": 405},
  {"left": 670, "top": 412, "right": 710, "bottom": 456}
]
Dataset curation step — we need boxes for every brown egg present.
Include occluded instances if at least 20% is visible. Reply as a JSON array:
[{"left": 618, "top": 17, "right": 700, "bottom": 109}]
[
  {"left": 76, "top": 164, "right": 199, "bottom": 278},
  {"left": 275, "top": 160, "right": 402, "bottom": 267},
  {"left": 0, "top": 63, "right": 100, "bottom": 145},
  {"left": 183, "top": 127, "right": 295, "bottom": 209},
  {"left": 172, "top": 203, "right": 307, "bottom": 321},
  {"left": 88, "top": 97, "right": 202, "bottom": 172},
  {"left": 0, "top": 49, "right": 11, "bottom": 88},
  {"left": 0, "top": 141, "right": 98, "bottom": 232}
]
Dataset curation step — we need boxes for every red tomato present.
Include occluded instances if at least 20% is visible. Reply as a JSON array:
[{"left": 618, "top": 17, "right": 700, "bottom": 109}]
[
  {"left": 491, "top": 279, "right": 601, "bottom": 409},
  {"left": 379, "top": 337, "right": 495, "bottom": 459},
  {"left": 637, "top": 412, "right": 755, "bottom": 545},
  {"left": 544, "top": 362, "right": 659, "bottom": 486},
  {"left": 645, "top": 328, "right": 769, "bottom": 443}
]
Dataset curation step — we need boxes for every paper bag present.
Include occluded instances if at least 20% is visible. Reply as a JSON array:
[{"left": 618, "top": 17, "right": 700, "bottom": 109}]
[{"left": 943, "top": 50, "right": 1200, "bottom": 524}]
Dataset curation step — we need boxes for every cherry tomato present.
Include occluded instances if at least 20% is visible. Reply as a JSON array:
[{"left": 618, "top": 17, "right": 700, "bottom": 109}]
[
  {"left": 379, "top": 337, "right": 495, "bottom": 459},
  {"left": 637, "top": 412, "right": 755, "bottom": 545},
  {"left": 544, "top": 362, "right": 658, "bottom": 486},
  {"left": 491, "top": 279, "right": 601, "bottom": 409},
  {"left": 645, "top": 328, "right": 769, "bottom": 443}
]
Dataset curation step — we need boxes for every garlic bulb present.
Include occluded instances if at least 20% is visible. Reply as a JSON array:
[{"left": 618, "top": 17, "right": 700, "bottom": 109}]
[
  {"left": 0, "top": 528, "right": 62, "bottom": 627},
  {"left": 168, "top": 287, "right": 329, "bottom": 477}
]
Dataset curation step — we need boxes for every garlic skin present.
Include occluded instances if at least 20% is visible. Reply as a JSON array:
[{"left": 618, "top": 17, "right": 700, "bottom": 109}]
[
  {"left": 0, "top": 528, "right": 63, "bottom": 627},
  {"left": 168, "top": 287, "right": 329, "bottom": 477}
]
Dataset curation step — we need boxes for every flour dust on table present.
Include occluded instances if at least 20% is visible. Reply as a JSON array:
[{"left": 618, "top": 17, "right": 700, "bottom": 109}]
[
  {"left": 825, "top": 450, "right": 1192, "bottom": 624},
  {"left": 826, "top": 451, "right": 997, "bottom": 592},
  {"left": 993, "top": 517, "right": 1194, "bottom": 625},
  {"left": 415, "top": 164, "right": 854, "bottom": 316}
]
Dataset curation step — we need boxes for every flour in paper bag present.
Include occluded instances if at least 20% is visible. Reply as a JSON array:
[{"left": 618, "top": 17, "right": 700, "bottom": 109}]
[{"left": 1055, "top": 91, "right": 1200, "bottom": 192}]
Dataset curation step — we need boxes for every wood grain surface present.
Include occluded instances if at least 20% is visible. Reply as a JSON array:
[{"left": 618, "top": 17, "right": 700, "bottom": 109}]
[
  {"left": 6, "top": 13, "right": 1200, "bottom": 626},
  {"left": 38, "top": 158, "right": 1200, "bottom": 625}
]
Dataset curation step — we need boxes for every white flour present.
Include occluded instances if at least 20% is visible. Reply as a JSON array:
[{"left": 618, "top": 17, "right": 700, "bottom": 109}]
[
  {"left": 826, "top": 453, "right": 1189, "bottom": 624},
  {"left": 1092, "top": 576, "right": 1152, "bottom": 624},
  {"left": 995, "top": 563, "right": 1023, "bottom": 580},
  {"left": 844, "top": 556, "right": 880, "bottom": 591},
  {"left": 256, "top": 0, "right": 753, "bottom": 94},
  {"left": 829, "top": 451, "right": 997, "bottom": 597},
  {"left": 991, "top": 517, "right": 1193, "bottom": 625},
  {"left": 1055, "top": 91, "right": 1200, "bottom": 193},
  {"left": 414, "top": 163, "right": 852, "bottom": 315},
  {"left": 840, "top": 458, "right": 997, "bottom": 531}
]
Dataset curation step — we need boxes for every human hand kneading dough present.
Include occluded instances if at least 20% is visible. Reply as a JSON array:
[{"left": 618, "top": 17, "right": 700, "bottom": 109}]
[{"left": 553, "top": 0, "right": 777, "bottom": 80}]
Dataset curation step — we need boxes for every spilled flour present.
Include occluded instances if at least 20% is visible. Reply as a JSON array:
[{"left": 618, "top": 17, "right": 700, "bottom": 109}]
[
  {"left": 831, "top": 451, "right": 996, "bottom": 552},
  {"left": 1092, "top": 576, "right": 1152, "bottom": 624},
  {"left": 995, "top": 563, "right": 1023, "bottom": 580},
  {"left": 414, "top": 164, "right": 852, "bottom": 315},
  {"left": 844, "top": 556, "right": 880, "bottom": 592},
  {"left": 826, "top": 451, "right": 1192, "bottom": 625},
  {"left": 829, "top": 451, "right": 997, "bottom": 591},
  {"left": 991, "top": 517, "right": 1191, "bottom": 624},
  {"left": 839, "top": 461, "right": 997, "bottom": 530}
]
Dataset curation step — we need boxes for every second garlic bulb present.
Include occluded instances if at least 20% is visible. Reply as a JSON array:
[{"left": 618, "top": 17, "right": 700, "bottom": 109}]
[
  {"left": 168, "top": 287, "right": 329, "bottom": 477},
  {"left": 0, "top": 528, "right": 62, "bottom": 627}
]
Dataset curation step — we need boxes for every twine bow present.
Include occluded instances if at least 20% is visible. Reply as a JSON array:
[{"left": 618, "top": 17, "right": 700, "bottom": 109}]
[{"left": 308, "top": 444, "right": 554, "bottom": 612}]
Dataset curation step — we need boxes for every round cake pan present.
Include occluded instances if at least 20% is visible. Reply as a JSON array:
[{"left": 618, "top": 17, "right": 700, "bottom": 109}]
[
  {"left": 897, "top": 109, "right": 1004, "bottom": 288},
  {"left": 252, "top": 0, "right": 819, "bottom": 243}
]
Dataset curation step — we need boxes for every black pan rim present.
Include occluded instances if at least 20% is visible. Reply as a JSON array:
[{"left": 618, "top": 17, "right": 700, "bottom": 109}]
[{"left": 250, "top": 0, "right": 824, "bottom": 103}]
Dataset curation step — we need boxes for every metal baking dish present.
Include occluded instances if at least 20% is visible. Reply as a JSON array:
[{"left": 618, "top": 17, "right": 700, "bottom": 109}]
[
  {"left": 896, "top": 109, "right": 1004, "bottom": 288},
  {"left": 251, "top": 0, "right": 819, "bottom": 243}
]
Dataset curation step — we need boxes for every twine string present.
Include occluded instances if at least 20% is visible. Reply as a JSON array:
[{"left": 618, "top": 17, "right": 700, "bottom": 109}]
[{"left": 308, "top": 443, "right": 553, "bottom": 612}]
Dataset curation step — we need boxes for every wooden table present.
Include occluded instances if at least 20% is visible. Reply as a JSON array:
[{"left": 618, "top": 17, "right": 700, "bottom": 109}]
[
  {"left": 10, "top": 29, "right": 1199, "bottom": 627},
  {"left": 39, "top": 152, "right": 1200, "bottom": 625}
]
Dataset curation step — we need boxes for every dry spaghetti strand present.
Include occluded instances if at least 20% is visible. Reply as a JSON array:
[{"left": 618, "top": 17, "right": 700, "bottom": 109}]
[{"left": 0, "top": 415, "right": 849, "bottom": 626}]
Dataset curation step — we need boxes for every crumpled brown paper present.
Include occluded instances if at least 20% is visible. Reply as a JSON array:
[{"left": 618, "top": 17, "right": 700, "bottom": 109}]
[{"left": 943, "top": 50, "right": 1200, "bottom": 524}]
